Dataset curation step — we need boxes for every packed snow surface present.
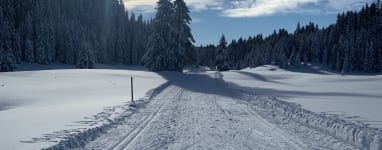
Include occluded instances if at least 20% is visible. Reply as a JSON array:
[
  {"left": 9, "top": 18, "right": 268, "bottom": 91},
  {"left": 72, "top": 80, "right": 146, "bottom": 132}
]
[
  {"left": 1, "top": 64, "right": 381, "bottom": 149},
  {"left": 82, "top": 70, "right": 356, "bottom": 150},
  {"left": 0, "top": 66, "right": 166, "bottom": 150},
  {"left": 222, "top": 65, "right": 382, "bottom": 128}
]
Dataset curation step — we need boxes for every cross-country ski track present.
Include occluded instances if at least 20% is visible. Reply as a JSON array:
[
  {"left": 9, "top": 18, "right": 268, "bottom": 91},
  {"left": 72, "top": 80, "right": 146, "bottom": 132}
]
[{"left": 81, "top": 71, "right": 357, "bottom": 150}]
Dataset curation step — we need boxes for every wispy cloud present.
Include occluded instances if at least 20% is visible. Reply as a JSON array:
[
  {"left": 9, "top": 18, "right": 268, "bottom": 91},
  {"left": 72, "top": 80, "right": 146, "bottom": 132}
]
[
  {"left": 324, "top": 0, "right": 373, "bottom": 12},
  {"left": 192, "top": 18, "right": 204, "bottom": 23},
  {"left": 124, "top": 0, "right": 157, "bottom": 13},
  {"left": 222, "top": 0, "right": 319, "bottom": 18},
  {"left": 222, "top": 0, "right": 373, "bottom": 18},
  {"left": 123, "top": 0, "right": 373, "bottom": 17},
  {"left": 123, "top": 0, "right": 224, "bottom": 12},
  {"left": 185, "top": 0, "right": 224, "bottom": 11}
]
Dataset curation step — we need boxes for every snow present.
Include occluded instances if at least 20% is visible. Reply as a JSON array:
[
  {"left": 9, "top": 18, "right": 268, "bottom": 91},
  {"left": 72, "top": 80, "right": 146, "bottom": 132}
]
[
  {"left": 1, "top": 64, "right": 382, "bottom": 149},
  {"left": 222, "top": 64, "right": 382, "bottom": 128},
  {"left": 0, "top": 66, "right": 166, "bottom": 150},
  {"left": 82, "top": 70, "right": 356, "bottom": 150}
]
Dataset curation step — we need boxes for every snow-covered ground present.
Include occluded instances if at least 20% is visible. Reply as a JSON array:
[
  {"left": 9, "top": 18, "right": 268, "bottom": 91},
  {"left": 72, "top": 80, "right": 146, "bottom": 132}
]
[
  {"left": 1, "top": 64, "right": 381, "bottom": 150},
  {"left": 222, "top": 64, "right": 382, "bottom": 128},
  {"left": 81, "top": 70, "right": 356, "bottom": 150},
  {"left": 0, "top": 66, "right": 166, "bottom": 150}
]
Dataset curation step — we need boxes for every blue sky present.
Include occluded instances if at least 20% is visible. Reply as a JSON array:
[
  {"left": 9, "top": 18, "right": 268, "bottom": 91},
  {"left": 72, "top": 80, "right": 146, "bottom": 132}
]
[{"left": 124, "top": 0, "right": 373, "bottom": 46}]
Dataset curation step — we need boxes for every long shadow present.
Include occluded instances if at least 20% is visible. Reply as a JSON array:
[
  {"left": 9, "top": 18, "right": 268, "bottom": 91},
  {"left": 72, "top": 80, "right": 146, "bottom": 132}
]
[
  {"left": 156, "top": 69, "right": 382, "bottom": 100},
  {"left": 14, "top": 63, "right": 76, "bottom": 71},
  {"left": 226, "top": 81, "right": 382, "bottom": 99},
  {"left": 13, "top": 63, "right": 147, "bottom": 72},
  {"left": 95, "top": 64, "right": 147, "bottom": 71},
  {"left": 286, "top": 64, "right": 382, "bottom": 76},
  {"left": 156, "top": 71, "right": 241, "bottom": 99},
  {"left": 234, "top": 71, "right": 286, "bottom": 84},
  {"left": 286, "top": 64, "right": 332, "bottom": 75}
]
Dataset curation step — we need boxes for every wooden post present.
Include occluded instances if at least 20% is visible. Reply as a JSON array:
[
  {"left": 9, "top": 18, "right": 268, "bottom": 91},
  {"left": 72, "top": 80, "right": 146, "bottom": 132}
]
[{"left": 131, "top": 76, "right": 134, "bottom": 102}]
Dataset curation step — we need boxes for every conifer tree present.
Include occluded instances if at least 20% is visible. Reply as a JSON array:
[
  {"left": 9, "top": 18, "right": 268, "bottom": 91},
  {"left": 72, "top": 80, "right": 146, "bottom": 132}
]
[
  {"left": 215, "top": 35, "right": 230, "bottom": 71},
  {"left": 143, "top": 0, "right": 172, "bottom": 71},
  {"left": 174, "top": 0, "right": 195, "bottom": 66},
  {"left": 77, "top": 42, "right": 96, "bottom": 69},
  {"left": 143, "top": 0, "right": 184, "bottom": 72},
  {"left": 0, "top": 3, "right": 16, "bottom": 72}
]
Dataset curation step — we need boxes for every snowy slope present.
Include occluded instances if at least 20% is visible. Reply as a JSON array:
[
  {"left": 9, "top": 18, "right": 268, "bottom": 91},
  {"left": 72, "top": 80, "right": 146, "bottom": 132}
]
[
  {"left": 0, "top": 68, "right": 166, "bottom": 150},
  {"left": 222, "top": 64, "right": 382, "bottom": 128}
]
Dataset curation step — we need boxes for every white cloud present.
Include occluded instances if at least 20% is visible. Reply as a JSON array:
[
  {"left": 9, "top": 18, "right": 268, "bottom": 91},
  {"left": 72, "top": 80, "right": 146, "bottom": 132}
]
[
  {"left": 222, "top": 0, "right": 319, "bottom": 18},
  {"left": 185, "top": 0, "right": 224, "bottom": 11},
  {"left": 124, "top": 0, "right": 157, "bottom": 13},
  {"left": 221, "top": 0, "right": 373, "bottom": 18},
  {"left": 123, "top": 0, "right": 373, "bottom": 17},
  {"left": 124, "top": 0, "right": 224, "bottom": 12},
  {"left": 192, "top": 18, "right": 203, "bottom": 23},
  {"left": 325, "top": 0, "right": 373, "bottom": 12}
]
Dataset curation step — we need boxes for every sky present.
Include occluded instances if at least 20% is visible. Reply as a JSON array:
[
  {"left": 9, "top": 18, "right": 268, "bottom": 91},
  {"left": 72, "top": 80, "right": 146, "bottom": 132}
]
[{"left": 124, "top": 0, "right": 374, "bottom": 46}]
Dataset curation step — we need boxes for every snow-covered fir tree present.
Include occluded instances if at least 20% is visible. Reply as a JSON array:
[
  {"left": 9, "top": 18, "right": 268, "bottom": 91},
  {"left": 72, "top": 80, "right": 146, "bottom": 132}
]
[
  {"left": 22, "top": 12, "right": 34, "bottom": 63},
  {"left": 143, "top": 0, "right": 194, "bottom": 72},
  {"left": 174, "top": 0, "right": 196, "bottom": 66},
  {"left": 0, "top": 2, "right": 16, "bottom": 72},
  {"left": 143, "top": 0, "right": 175, "bottom": 71},
  {"left": 215, "top": 35, "right": 230, "bottom": 71},
  {"left": 77, "top": 42, "right": 96, "bottom": 69},
  {"left": 0, "top": 0, "right": 152, "bottom": 72},
  {"left": 24, "top": 38, "right": 34, "bottom": 63}
]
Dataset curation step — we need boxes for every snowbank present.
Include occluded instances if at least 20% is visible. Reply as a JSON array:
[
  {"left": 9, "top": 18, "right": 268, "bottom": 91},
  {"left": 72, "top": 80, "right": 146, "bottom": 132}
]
[{"left": 245, "top": 95, "right": 382, "bottom": 150}]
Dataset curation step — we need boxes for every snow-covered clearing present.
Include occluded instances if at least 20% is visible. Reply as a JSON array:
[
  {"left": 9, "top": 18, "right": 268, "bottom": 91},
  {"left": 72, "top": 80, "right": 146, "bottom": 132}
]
[
  {"left": 1, "top": 64, "right": 381, "bottom": 149},
  {"left": 81, "top": 71, "right": 356, "bottom": 150},
  {"left": 0, "top": 66, "right": 166, "bottom": 150},
  {"left": 223, "top": 65, "right": 382, "bottom": 129}
]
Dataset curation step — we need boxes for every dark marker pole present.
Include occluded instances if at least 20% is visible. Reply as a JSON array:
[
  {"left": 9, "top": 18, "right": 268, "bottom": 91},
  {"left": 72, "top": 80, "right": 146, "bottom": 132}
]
[{"left": 131, "top": 76, "right": 134, "bottom": 102}]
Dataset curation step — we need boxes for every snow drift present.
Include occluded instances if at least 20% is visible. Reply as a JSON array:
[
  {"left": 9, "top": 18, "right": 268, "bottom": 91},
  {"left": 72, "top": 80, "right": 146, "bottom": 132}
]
[{"left": 245, "top": 95, "right": 382, "bottom": 150}]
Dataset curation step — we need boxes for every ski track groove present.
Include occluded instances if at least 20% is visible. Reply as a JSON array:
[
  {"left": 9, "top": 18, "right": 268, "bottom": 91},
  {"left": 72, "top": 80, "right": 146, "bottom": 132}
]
[
  {"left": 110, "top": 86, "right": 181, "bottom": 150},
  {"left": 237, "top": 102, "right": 305, "bottom": 149},
  {"left": 210, "top": 96, "right": 238, "bottom": 150}
]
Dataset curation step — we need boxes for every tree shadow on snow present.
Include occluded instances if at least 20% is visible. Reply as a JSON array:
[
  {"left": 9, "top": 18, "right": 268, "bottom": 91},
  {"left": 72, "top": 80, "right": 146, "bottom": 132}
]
[
  {"left": 286, "top": 64, "right": 333, "bottom": 75},
  {"left": 232, "top": 71, "right": 286, "bottom": 85},
  {"left": 286, "top": 63, "right": 382, "bottom": 76},
  {"left": 156, "top": 71, "right": 243, "bottom": 99},
  {"left": 155, "top": 69, "right": 382, "bottom": 100},
  {"left": 225, "top": 81, "right": 382, "bottom": 99}
]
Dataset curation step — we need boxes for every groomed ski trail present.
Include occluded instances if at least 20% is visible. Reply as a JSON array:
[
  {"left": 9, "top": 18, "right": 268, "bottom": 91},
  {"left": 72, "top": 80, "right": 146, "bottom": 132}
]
[{"left": 84, "top": 71, "right": 357, "bottom": 150}]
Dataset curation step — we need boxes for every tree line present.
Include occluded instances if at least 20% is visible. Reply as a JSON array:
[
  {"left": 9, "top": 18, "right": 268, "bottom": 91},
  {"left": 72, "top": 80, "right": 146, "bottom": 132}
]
[
  {"left": 197, "top": 2, "right": 382, "bottom": 73},
  {"left": 2, "top": 0, "right": 381, "bottom": 73},
  {"left": 0, "top": 0, "right": 151, "bottom": 72}
]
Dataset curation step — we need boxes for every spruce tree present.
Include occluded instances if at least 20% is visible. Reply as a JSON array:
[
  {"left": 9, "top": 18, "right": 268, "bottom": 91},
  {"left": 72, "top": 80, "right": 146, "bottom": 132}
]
[
  {"left": 77, "top": 42, "right": 96, "bottom": 69},
  {"left": 174, "top": 0, "right": 195, "bottom": 66},
  {"left": 24, "top": 38, "right": 34, "bottom": 63},
  {"left": 0, "top": 3, "right": 16, "bottom": 72},
  {"left": 143, "top": 0, "right": 184, "bottom": 72},
  {"left": 215, "top": 34, "right": 230, "bottom": 71}
]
